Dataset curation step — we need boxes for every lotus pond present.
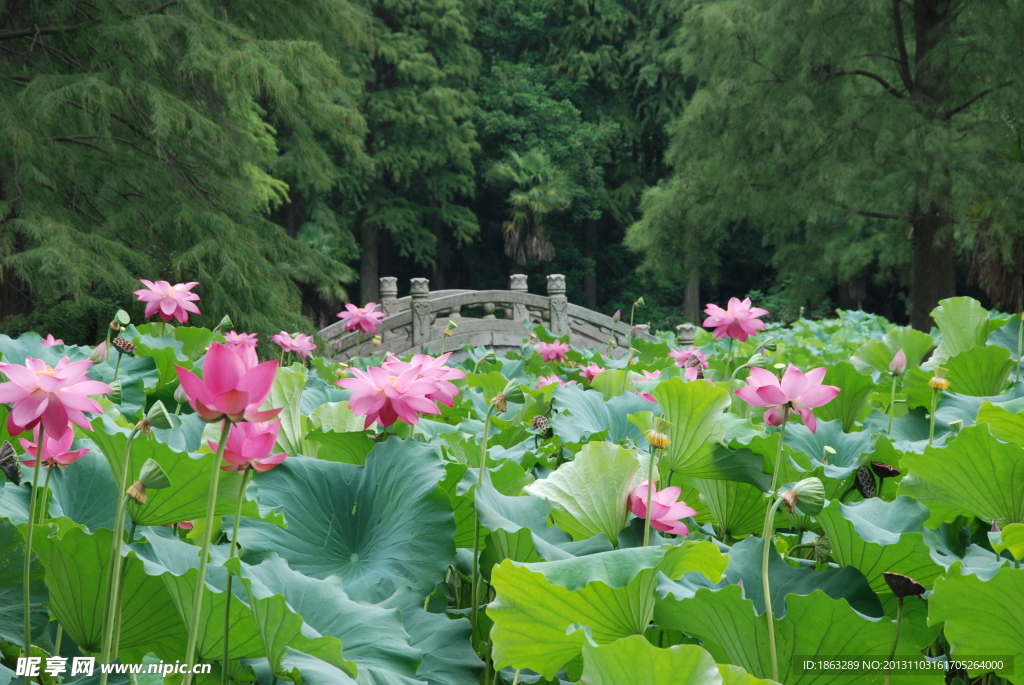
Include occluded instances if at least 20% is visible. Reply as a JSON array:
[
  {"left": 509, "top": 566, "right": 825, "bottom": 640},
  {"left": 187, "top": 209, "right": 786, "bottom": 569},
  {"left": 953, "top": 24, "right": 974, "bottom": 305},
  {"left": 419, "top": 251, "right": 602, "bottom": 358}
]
[{"left": 1, "top": 295, "right": 1023, "bottom": 685}]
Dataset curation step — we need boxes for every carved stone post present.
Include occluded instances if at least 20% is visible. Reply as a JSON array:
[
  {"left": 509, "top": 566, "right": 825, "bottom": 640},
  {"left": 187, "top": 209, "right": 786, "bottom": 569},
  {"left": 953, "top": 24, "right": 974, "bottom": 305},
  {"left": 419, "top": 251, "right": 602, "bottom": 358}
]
[
  {"left": 676, "top": 323, "right": 696, "bottom": 346},
  {"left": 411, "top": 278, "right": 431, "bottom": 347},
  {"left": 380, "top": 277, "right": 399, "bottom": 315},
  {"left": 547, "top": 274, "right": 568, "bottom": 336},
  {"left": 509, "top": 274, "right": 529, "bottom": 323},
  {"left": 634, "top": 324, "right": 651, "bottom": 338}
]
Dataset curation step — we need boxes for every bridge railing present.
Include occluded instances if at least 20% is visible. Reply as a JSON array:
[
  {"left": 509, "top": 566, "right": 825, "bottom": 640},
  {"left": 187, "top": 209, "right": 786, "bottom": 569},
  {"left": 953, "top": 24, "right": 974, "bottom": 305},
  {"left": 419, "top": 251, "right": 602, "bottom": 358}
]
[{"left": 320, "top": 274, "right": 697, "bottom": 360}]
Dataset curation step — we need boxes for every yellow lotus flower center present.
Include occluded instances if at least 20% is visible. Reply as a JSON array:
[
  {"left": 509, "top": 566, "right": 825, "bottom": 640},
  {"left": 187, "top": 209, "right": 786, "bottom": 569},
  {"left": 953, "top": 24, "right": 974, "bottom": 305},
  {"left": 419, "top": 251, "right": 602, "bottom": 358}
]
[
  {"left": 388, "top": 375, "right": 398, "bottom": 382},
  {"left": 35, "top": 365, "right": 57, "bottom": 377}
]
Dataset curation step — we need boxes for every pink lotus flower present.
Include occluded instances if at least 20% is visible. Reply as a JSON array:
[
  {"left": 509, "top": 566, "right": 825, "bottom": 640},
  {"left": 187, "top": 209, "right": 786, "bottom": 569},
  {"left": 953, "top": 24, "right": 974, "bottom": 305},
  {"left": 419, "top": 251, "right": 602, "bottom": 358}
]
[
  {"left": 578, "top": 364, "right": 605, "bottom": 382},
  {"left": 337, "top": 302, "right": 386, "bottom": 335},
  {"left": 669, "top": 347, "right": 709, "bottom": 380},
  {"left": 271, "top": 332, "right": 318, "bottom": 360},
  {"left": 175, "top": 343, "right": 280, "bottom": 423},
  {"left": 134, "top": 280, "right": 201, "bottom": 323},
  {"left": 0, "top": 357, "right": 113, "bottom": 439},
  {"left": 210, "top": 420, "right": 288, "bottom": 472},
  {"left": 641, "top": 370, "right": 661, "bottom": 380},
  {"left": 383, "top": 353, "right": 465, "bottom": 408},
  {"left": 635, "top": 391, "right": 656, "bottom": 402},
  {"left": 629, "top": 481, "right": 698, "bottom": 536},
  {"left": 536, "top": 374, "right": 568, "bottom": 389},
  {"left": 536, "top": 342, "right": 570, "bottom": 362},
  {"left": 735, "top": 365, "right": 840, "bottom": 433},
  {"left": 163, "top": 521, "right": 194, "bottom": 530},
  {"left": 702, "top": 298, "right": 768, "bottom": 342},
  {"left": 224, "top": 331, "right": 259, "bottom": 349},
  {"left": 19, "top": 424, "right": 89, "bottom": 468},
  {"left": 337, "top": 364, "right": 445, "bottom": 428},
  {"left": 41, "top": 334, "right": 63, "bottom": 347},
  {"left": 889, "top": 349, "right": 907, "bottom": 376}
]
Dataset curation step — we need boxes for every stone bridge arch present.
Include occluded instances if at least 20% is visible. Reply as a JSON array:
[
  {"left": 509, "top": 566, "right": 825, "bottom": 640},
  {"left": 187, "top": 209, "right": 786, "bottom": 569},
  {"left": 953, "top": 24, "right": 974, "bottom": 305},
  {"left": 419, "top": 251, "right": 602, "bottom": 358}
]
[{"left": 320, "top": 274, "right": 697, "bottom": 360}]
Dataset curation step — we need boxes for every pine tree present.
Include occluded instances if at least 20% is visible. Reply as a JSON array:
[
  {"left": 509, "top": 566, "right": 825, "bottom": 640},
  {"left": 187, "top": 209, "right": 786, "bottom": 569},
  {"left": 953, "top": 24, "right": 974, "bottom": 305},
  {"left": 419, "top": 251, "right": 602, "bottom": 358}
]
[
  {"left": 355, "top": 0, "right": 482, "bottom": 302},
  {"left": 629, "top": 0, "right": 1024, "bottom": 329},
  {"left": 0, "top": 0, "right": 370, "bottom": 341}
]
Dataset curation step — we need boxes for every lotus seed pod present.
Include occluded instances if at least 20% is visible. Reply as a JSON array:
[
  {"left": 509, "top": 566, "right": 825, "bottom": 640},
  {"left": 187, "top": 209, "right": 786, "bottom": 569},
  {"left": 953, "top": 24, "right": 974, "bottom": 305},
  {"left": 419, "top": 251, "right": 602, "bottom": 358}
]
[
  {"left": 883, "top": 572, "right": 925, "bottom": 598},
  {"left": 855, "top": 465, "right": 876, "bottom": 499},
  {"left": 112, "top": 337, "right": 136, "bottom": 356}
]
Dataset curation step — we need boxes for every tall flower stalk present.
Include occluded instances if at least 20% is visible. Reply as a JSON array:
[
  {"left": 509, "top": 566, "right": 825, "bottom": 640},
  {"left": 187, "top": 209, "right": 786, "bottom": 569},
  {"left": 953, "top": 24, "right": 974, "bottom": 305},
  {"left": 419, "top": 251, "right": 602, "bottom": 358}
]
[
  {"left": 641, "top": 421, "right": 671, "bottom": 545},
  {"left": 886, "top": 350, "right": 906, "bottom": 435},
  {"left": 22, "top": 424, "right": 43, "bottom": 684},
  {"left": 927, "top": 367, "right": 950, "bottom": 446},
  {"left": 222, "top": 466, "right": 252, "bottom": 685}
]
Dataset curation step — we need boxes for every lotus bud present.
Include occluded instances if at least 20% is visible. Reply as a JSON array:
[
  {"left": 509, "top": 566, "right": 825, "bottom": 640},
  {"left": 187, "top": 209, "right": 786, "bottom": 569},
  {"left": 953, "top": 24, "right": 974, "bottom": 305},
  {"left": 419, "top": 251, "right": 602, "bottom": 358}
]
[
  {"left": 173, "top": 383, "right": 189, "bottom": 406},
  {"left": 889, "top": 349, "right": 907, "bottom": 376},
  {"left": 822, "top": 445, "right": 836, "bottom": 465},
  {"left": 948, "top": 419, "right": 962, "bottom": 434},
  {"left": 992, "top": 520, "right": 1002, "bottom": 533},
  {"left": 89, "top": 341, "right": 108, "bottom": 363},
  {"left": 778, "top": 477, "right": 825, "bottom": 516},
  {"left": 928, "top": 366, "right": 950, "bottom": 391},
  {"left": 112, "top": 337, "right": 136, "bottom": 357},
  {"left": 747, "top": 352, "right": 768, "bottom": 368},
  {"left": 145, "top": 401, "right": 174, "bottom": 431},
  {"left": 760, "top": 335, "right": 778, "bottom": 352},
  {"left": 883, "top": 571, "right": 925, "bottom": 599},
  {"left": 108, "top": 380, "right": 123, "bottom": 405},
  {"left": 612, "top": 310, "right": 621, "bottom": 322}
]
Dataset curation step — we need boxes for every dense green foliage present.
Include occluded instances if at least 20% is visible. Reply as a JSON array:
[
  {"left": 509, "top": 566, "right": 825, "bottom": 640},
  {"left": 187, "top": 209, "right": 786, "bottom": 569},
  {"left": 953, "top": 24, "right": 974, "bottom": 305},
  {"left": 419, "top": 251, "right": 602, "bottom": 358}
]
[{"left": 4, "top": 0, "right": 1024, "bottom": 342}]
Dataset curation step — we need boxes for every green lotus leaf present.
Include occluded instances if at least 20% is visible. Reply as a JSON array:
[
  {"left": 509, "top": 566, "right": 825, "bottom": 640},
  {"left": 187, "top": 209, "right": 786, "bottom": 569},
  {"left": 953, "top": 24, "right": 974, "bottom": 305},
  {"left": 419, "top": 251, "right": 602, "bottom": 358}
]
[
  {"left": 812, "top": 363, "right": 877, "bottom": 431},
  {"left": 466, "top": 371, "right": 510, "bottom": 402},
  {"left": 942, "top": 345, "right": 1014, "bottom": 397},
  {"left": 929, "top": 563, "right": 1024, "bottom": 685},
  {"left": 306, "top": 429, "right": 375, "bottom": 465},
  {"left": 989, "top": 523, "right": 1024, "bottom": 561},
  {"left": 930, "top": 296, "right": 996, "bottom": 364},
  {"left": 717, "top": 537, "right": 882, "bottom": 619},
  {"left": 489, "top": 542, "right": 727, "bottom": 678},
  {"left": 265, "top": 366, "right": 309, "bottom": 455},
  {"left": 173, "top": 326, "right": 215, "bottom": 361},
  {"left": 579, "top": 635, "right": 767, "bottom": 685},
  {"left": 132, "top": 333, "right": 190, "bottom": 389},
  {"left": 0, "top": 520, "right": 47, "bottom": 644},
  {"left": 976, "top": 400, "right": 1024, "bottom": 445},
  {"left": 309, "top": 401, "right": 366, "bottom": 433},
  {"left": 41, "top": 445, "right": 118, "bottom": 531},
  {"left": 31, "top": 521, "right": 187, "bottom": 660},
  {"left": 551, "top": 384, "right": 648, "bottom": 444},
  {"left": 988, "top": 317, "right": 1024, "bottom": 361},
  {"left": 693, "top": 478, "right": 769, "bottom": 537},
  {"left": 524, "top": 441, "right": 641, "bottom": 542},
  {"left": 655, "top": 586, "right": 932, "bottom": 684},
  {"left": 898, "top": 424, "right": 1024, "bottom": 525},
  {"left": 851, "top": 327, "right": 934, "bottom": 377},
  {"left": 589, "top": 369, "right": 633, "bottom": 400},
  {"left": 816, "top": 498, "right": 945, "bottom": 593},
  {"left": 237, "top": 438, "right": 455, "bottom": 602},
  {"left": 444, "top": 459, "right": 536, "bottom": 549},
  {"left": 225, "top": 557, "right": 360, "bottom": 680},
  {"left": 86, "top": 415, "right": 262, "bottom": 526},
  {"left": 653, "top": 377, "right": 730, "bottom": 476}
]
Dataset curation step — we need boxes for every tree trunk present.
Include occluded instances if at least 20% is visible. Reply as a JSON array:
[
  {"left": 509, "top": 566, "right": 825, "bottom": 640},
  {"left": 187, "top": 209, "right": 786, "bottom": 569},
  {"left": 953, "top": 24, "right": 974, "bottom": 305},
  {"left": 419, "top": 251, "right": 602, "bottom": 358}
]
[
  {"left": 359, "top": 194, "right": 379, "bottom": 304},
  {"left": 583, "top": 217, "right": 598, "bottom": 308},
  {"left": 683, "top": 271, "right": 700, "bottom": 323},
  {"left": 910, "top": 204, "right": 955, "bottom": 330}
]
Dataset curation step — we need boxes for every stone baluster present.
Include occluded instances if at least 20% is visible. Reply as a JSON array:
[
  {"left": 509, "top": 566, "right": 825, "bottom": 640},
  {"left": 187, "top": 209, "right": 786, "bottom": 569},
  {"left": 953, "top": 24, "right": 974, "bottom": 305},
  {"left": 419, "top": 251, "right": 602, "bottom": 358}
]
[
  {"left": 411, "top": 278, "right": 431, "bottom": 347},
  {"left": 547, "top": 274, "right": 568, "bottom": 336},
  {"left": 634, "top": 324, "right": 651, "bottom": 338},
  {"left": 380, "top": 277, "right": 399, "bottom": 315},
  {"left": 509, "top": 274, "right": 529, "bottom": 323},
  {"left": 675, "top": 323, "right": 696, "bottom": 346},
  {"left": 483, "top": 302, "right": 496, "bottom": 320}
]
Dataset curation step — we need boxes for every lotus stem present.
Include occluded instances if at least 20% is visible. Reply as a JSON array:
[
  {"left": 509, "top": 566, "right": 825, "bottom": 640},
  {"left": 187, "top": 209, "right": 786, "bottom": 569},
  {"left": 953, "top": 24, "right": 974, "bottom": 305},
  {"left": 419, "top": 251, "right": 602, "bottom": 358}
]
[
  {"left": 761, "top": 496, "right": 786, "bottom": 683},
  {"left": 512, "top": 669, "right": 521, "bottom": 685},
  {"left": 769, "top": 407, "right": 791, "bottom": 494},
  {"left": 1017, "top": 317, "right": 1023, "bottom": 384},
  {"left": 928, "top": 388, "right": 938, "bottom": 446},
  {"left": 885, "top": 597, "right": 904, "bottom": 685},
  {"left": 36, "top": 468, "right": 53, "bottom": 526},
  {"left": 470, "top": 405, "right": 497, "bottom": 637},
  {"left": 108, "top": 521, "right": 138, "bottom": 661},
  {"left": 222, "top": 466, "right": 253, "bottom": 685},
  {"left": 112, "top": 350, "right": 123, "bottom": 382},
  {"left": 182, "top": 420, "right": 232, "bottom": 685},
  {"left": 642, "top": 449, "right": 658, "bottom": 547},
  {"left": 99, "top": 424, "right": 141, "bottom": 685},
  {"left": 887, "top": 375, "right": 898, "bottom": 435},
  {"left": 23, "top": 424, "right": 43, "bottom": 685},
  {"left": 355, "top": 332, "right": 363, "bottom": 360},
  {"left": 725, "top": 338, "right": 734, "bottom": 379},
  {"left": 54, "top": 624, "right": 63, "bottom": 656}
]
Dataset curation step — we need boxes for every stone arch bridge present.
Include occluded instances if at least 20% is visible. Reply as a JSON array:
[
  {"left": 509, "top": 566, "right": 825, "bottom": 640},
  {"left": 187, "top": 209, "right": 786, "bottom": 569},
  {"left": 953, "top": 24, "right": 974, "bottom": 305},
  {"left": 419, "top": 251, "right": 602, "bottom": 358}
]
[{"left": 320, "top": 274, "right": 697, "bottom": 360}]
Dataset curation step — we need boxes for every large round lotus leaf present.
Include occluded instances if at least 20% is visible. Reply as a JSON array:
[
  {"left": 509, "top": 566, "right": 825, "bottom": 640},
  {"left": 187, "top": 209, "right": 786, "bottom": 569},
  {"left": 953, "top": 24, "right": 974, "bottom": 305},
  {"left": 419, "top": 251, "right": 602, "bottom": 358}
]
[
  {"left": 655, "top": 586, "right": 937, "bottom": 684},
  {"left": 816, "top": 498, "right": 945, "bottom": 593},
  {"left": 899, "top": 424, "right": 1024, "bottom": 525},
  {"left": 237, "top": 438, "right": 455, "bottom": 602},
  {"left": 0, "top": 520, "right": 47, "bottom": 644},
  {"left": 851, "top": 327, "right": 934, "bottom": 377},
  {"left": 941, "top": 345, "right": 1015, "bottom": 397},
  {"left": 578, "top": 635, "right": 722, "bottom": 685},
  {"left": 551, "top": 384, "right": 648, "bottom": 444},
  {"left": 653, "top": 377, "right": 730, "bottom": 476},
  {"left": 812, "top": 362, "right": 877, "bottom": 432},
  {"left": 489, "top": 542, "right": 726, "bottom": 679},
  {"left": 693, "top": 478, "right": 769, "bottom": 537},
  {"left": 929, "top": 563, "right": 1024, "bottom": 685}
]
